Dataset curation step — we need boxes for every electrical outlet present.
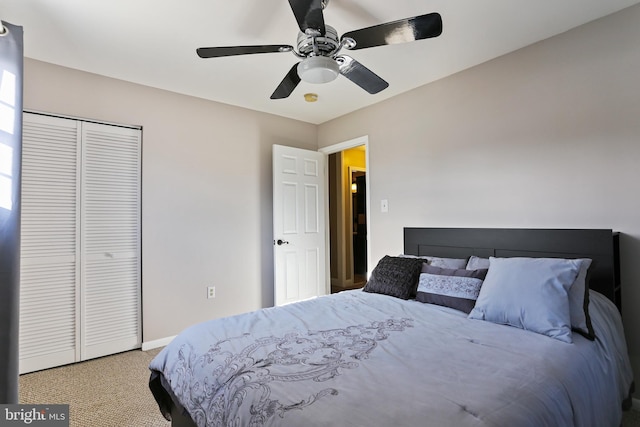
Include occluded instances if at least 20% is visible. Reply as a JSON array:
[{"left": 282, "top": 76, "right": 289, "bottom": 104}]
[{"left": 207, "top": 286, "right": 215, "bottom": 299}]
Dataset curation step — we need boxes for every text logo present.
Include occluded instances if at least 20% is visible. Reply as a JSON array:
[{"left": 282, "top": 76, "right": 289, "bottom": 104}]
[{"left": 0, "top": 405, "right": 69, "bottom": 426}]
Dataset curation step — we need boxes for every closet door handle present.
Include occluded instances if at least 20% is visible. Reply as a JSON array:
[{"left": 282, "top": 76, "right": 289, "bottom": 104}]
[{"left": 275, "top": 239, "right": 290, "bottom": 246}]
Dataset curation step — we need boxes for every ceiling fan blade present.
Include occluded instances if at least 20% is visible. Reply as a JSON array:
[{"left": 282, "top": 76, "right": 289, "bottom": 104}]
[
  {"left": 271, "top": 63, "right": 302, "bottom": 99},
  {"left": 337, "top": 55, "right": 388, "bottom": 94},
  {"left": 197, "top": 45, "right": 293, "bottom": 58},
  {"left": 341, "top": 12, "right": 442, "bottom": 50},
  {"left": 288, "top": 0, "right": 326, "bottom": 35}
]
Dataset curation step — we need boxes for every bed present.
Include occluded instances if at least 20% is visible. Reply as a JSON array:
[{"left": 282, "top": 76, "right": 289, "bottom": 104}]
[{"left": 149, "top": 228, "right": 634, "bottom": 427}]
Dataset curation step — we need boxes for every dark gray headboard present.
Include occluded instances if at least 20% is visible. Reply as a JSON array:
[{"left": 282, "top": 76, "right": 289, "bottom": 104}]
[{"left": 403, "top": 228, "right": 621, "bottom": 312}]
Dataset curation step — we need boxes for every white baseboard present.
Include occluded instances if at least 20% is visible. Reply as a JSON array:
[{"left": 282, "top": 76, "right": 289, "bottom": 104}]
[{"left": 142, "top": 335, "right": 176, "bottom": 351}]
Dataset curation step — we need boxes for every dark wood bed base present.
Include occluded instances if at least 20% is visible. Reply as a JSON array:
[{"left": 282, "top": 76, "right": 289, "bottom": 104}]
[
  {"left": 404, "top": 227, "right": 621, "bottom": 312},
  {"left": 164, "top": 228, "right": 626, "bottom": 426},
  {"left": 170, "top": 404, "right": 197, "bottom": 427}
]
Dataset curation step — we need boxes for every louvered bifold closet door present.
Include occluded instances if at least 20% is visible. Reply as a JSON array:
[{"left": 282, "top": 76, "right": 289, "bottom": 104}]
[
  {"left": 20, "top": 113, "right": 81, "bottom": 374},
  {"left": 80, "top": 122, "right": 141, "bottom": 360}
]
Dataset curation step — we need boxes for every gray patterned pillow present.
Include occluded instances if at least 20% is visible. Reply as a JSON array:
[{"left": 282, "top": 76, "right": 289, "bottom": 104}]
[
  {"left": 363, "top": 256, "right": 424, "bottom": 300},
  {"left": 400, "top": 254, "right": 468, "bottom": 269},
  {"left": 416, "top": 265, "right": 488, "bottom": 313},
  {"left": 425, "top": 256, "right": 468, "bottom": 269},
  {"left": 466, "top": 256, "right": 490, "bottom": 270}
]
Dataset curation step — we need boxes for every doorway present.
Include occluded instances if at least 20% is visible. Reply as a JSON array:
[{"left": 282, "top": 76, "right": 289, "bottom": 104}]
[{"left": 324, "top": 142, "right": 368, "bottom": 293}]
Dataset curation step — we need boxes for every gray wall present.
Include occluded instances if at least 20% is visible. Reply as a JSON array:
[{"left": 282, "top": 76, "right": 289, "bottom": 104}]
[
  {"left": 318, "top": 4, "right": 640, "bottom": 384},
  {"left": 23, "top": 59, "right": 317, "bottom": 343}
]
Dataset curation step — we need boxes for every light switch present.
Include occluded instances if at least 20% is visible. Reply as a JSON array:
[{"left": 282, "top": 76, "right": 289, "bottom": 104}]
[{"left": 381, "top": 199, "right": 388, "bottom": 213}]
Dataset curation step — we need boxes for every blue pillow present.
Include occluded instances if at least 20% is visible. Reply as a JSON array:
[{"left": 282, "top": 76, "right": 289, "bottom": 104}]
[{"left": 468, "top": 257, "right": 583, "bottom": 343}]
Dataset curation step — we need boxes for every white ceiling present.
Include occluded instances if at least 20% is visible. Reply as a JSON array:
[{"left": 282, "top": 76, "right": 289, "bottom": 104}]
[{"left": 4, "top": 0, "right": 640, "bottom": 124}]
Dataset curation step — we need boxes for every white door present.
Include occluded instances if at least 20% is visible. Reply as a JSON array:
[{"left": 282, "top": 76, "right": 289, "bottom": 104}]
[
  {"left": 273, "top": 145, "right": 327, "bottom": 306},
  {"left": 20, "top": 114, "right": 82, "bottom": 373},
  {"left": 80, "top": 122, "right": 141, "bottom": 360}
]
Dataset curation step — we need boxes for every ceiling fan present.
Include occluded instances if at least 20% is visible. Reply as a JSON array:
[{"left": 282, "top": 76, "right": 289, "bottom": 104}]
[{"left": 196, "top": 0, "right": 443, "bottom": 100}]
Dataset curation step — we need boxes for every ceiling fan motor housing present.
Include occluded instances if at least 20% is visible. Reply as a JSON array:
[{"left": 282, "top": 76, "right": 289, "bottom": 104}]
[{"left": 297, "top": 25, "right": 340, "bottom": 56}]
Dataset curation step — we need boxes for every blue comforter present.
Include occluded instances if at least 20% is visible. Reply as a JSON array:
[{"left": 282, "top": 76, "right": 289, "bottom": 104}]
[{"left": 149, "top": 290, "right": 633, "bottom": 427}]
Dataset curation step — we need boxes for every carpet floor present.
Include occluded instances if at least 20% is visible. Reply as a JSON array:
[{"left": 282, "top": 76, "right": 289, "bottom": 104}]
[
  {"left": 19, "top": 348, "right": 169, "bottom": 427},
  {"left": 18, "top": 348, "right": 640, "bottom": 426}
]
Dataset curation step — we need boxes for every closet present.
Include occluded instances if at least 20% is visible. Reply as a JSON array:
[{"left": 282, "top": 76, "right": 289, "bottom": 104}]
[{"left": 19, "top": 112, "right": 141, "bottom": 374}]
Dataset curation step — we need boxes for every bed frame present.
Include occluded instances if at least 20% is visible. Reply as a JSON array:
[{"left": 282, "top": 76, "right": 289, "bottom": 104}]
[{"left": 403, "top": 228, "right": 621, "bottom": 312}]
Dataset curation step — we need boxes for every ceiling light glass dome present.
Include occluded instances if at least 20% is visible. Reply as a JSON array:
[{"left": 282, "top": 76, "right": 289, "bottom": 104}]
[{"left": 297, "top": 56, "right": 340, "bottom": 84}]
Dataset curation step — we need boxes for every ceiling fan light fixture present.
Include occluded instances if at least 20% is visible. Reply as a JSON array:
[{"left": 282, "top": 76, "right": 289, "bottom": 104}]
[{"left": 297, "top": 56, "right": 339, "bottom": 84}]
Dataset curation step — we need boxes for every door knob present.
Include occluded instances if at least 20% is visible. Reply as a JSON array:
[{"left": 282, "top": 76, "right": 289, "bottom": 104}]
[{"left": 275, "top": 239, "right": 290, "bottom": 246}]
